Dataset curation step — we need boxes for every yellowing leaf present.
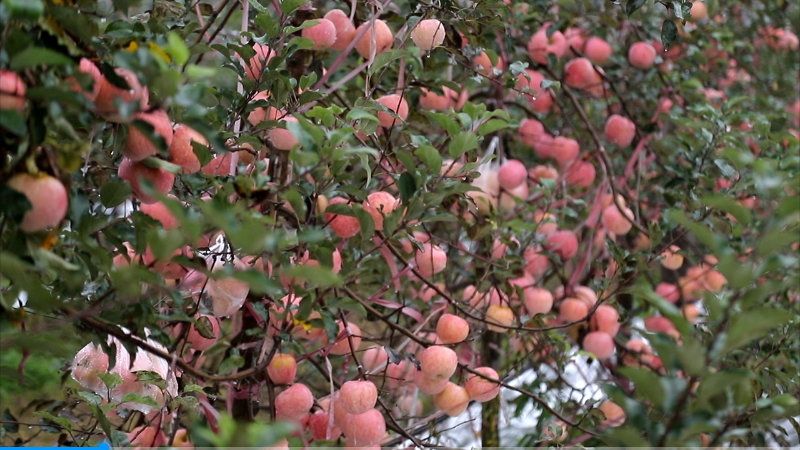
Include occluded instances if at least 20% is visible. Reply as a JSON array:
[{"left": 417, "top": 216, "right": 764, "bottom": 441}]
[{"left": 292, "top": 317, "right": 313, "bottom": 332}]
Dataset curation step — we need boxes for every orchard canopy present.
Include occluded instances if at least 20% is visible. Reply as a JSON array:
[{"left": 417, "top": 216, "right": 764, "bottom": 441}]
[{"left": 0, "top": 0, "right": 799, "bottom": 447}]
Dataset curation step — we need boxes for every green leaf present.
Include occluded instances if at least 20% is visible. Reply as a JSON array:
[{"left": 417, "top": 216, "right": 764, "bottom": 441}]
[
  {"left": 327, "top": 297, "right": 368, "bottom": 317},
  {"left": 255, "top": 12, "right": 280, "bottom": 38},
  {"left": 673, "top": 0, "right": 684, "bottom": 20},
  {"left": 280, "top": 0, "right": 307, "bottom": 15},
  {"left": 249, "top": 0, "right": 270, "bottom": 13},
  {"left": 134, "top": 370, "right": 167, "bottom": 390},
  {"left": 120, "top": 393, "right": 159, "bottom": 408},
  {"left": 757, "top": 227, "right": 800, "bottom": 256},
  {"left": 716, "top": 253, "right": 754, "bottom": 289},
  {"left": 661, "top": 20, "right": 679, "bottom": 50},
  {"left": 32, "top": 411, "right": 72, "bottom": 432},
  {"left": 78, "top": 392, "right": 103, "bottom": 405},
  {"left": 5, "top": 0, "right": 44, "bottom": 20},
  {"left": 617, "top": 366, "right": 665, "bottom": 409},
  {"left": 29, "top": 246, "right": 80, "bottom": 271},
  {"left": 0, "top": 183, "right": 32, "bottom": 222},
  {"left": 398, "top": 172, "right": 417, "bottom": 204},
  {"left": 448, "top": 131, "right": 479, "bottom": 158},
  {"left": 477, "top": 119, "right": 508, "bottom": 136},
  {"left": 718, "top": 307, "right": 793, "bottom": 355},
  {"left": 141, "top": 156, "right": 183, "bottom": 174},
  {"left": 354, "top": 204, "right": 375, "bottom": 239},
  {"left": 702, "top": 194, "right": 752, "bottom": 225},
  {"left": 10, "top": 47, "right": 75, "bottom": 70},
  {"left": 306, "top": 106, "right": 335, "bottom": 127},
  {"left": 219, "top": 354, "right": 246, "bottom": 375},
  {"left": 98, "top": 372, "right": 123, "bottom": 390},
  {"left": 414, "top": 145, "right": 442, "bottom": 173},
  {"left": 3, "top": 410, "right": 19, "bottom": 433},
  {"left": 184, "top": 384, "right": 206, "bottom": 393},
  {"left": 674, "top": 335, "right": 705, "bottom": 376},
  {"left": 0, "top": 109, "right": 27, "bottom": 135},
  {"left": 696, "top": 369, "right": 753, "bottom": 404},
  {"left": 280, "top": 265, "right": 343, "bottom": 288},
  {"left": 165, "top": 32, "right": 190, "bottom": 65},
  {"left": 100, "top": 180, "right": 132, "bottom": 208},
  {"left": 368, "top": 49, "right": 413, "bottom": 76},
  {"left": 426, "top": 111, "right": 461, "bottom": 136},
  {"left": 665, "top": 209, "right": 721, "bottom": 253}
]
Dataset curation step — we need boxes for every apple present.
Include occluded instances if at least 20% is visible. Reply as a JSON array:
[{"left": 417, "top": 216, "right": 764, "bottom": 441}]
[
  {"left": 124, "top": 109, "right": 174, "bottom": 161},
  {"left": 411, "top": 19, "right": 446, "bottom": 51},
  {"left": 527, "top": 23, "right": 567, "bottom": 64},
  {"left": 94, "top": 67, "right": 149, "bottom": 122},
  {"left": 339, "top": 380, "right": 378, "bottom": 415},
  {"left": 583, "top": 36, "right": 613, "bottom": 64},
  {"left": 325, "top": 10, "right": 357, "bottom": 51},
  {"left": 354, "top": 20, "right": 393, "bottom": 59},
  {"left": 628, "top": 42, "right": 657, "bottom": 69},
  {"left": 267, "top": 354, "right": 298, "bottom": 385},
  {"left": 0, "top": 70, "right": 26, "bottom": 112},
  {"left": 6, "top": 173, "right": 69, "bottom": 233},
  {"left": 274, "top": 383, "right": 314, "bottom": 419},
  {"left": 302, "top": 18, "right": 338, "bottom": 50}
]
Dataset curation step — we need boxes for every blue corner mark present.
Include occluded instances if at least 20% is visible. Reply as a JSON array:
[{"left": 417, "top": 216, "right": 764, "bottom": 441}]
[{"left": 97, "top": 442, "right": 112, "bottom": 450}]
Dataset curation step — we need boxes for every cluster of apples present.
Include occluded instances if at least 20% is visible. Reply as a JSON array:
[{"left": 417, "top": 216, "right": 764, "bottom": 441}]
[
  {"left": 247, "top": 13, "right": 445, "bottom": 65},
  {"left": 71, "top": 327, "right": 178, "bottom": 414},
  {"left": 255, "top": 326, "right": 500, "bottom": 446}
]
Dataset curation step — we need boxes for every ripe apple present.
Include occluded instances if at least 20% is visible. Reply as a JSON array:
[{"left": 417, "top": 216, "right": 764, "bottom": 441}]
[
  {"left": 604, "top": 114, "right": 636, "bottom": 147},
  {"left": 342, "top": 409, "right": 385, "bottom": 446},
  {"left": 628, "top": 42, "right": 657, "bottom": 69},
  {"left": 473, "top": 51, "right": 504, "bottom": 77},
  {"left": 362, "top": 191, "right": 399, "bottom": 231},
  {"left": 464, "top": 367, "right": 500, "bottom": 402},
  {"left": 267, "top": 354, "right": 298, "bottom": 385},
  {"left": 599, "top": 400, "right": 626, "bottom": 427},
  {"left": 376, "top": 94, "right": 409, "bottom": 128},
  {"left": 415, "top": 242, "right": 447, "bottom": 276},
  {"left": 326, "top": 197, "right": 361, "bottom": 238},
  {"left": 269, "top": 116, "right": 300, "bottom": 150},
  {"left": 274, "top": 383, "right": 314, "bottom": 419},
  {"left": 354, "top": 20, "right": 393, "bottom": 59},
  {"left": 118, "top": 157, "right": 175, "bottom": 204},
  {"left": 6, "top": 173, "right": 69, "bottom": 233},
  {"left": 339, "top": 380, "right": 378, "bottom": 415},
  {"left": 583, "top": 36, "right": 613, "bottom": 64},
  {"left": 514, "top": 69, "right": 553, "bottom": 113},
  {"left": 436, "top": 313, "right": 470, "bottom": 344},
  {"left": 0, "top": 70, "right": 26, "bottom": 112},
  {"left": 94, "top": 67, "right": 149, "bottom": 122},
  {"left": 582, "top": 331, "right": 615, "bottom": 359},
  {"left": 527, "top": 23, "right": 567, "bottom": 64},
  {"left": 302, "top": 18, "right": 338, "bottom": 50},
  {"left": 168, "top": 124, "right": 207, "bottom": 174},
  {"left": 434, "top": 382, "right": 470, "bottom": 416},
  {"left": 545, "top": 230, "right": 579, "bottom": 259},
  {"left": 124, "top": 109, "right": 174, "bottom": 161},
  {"left": 419, "top": 346, "right": 458, "bottom": 381},
  {"left": 411, "top": 19, "right": 446, "bottom": 51},
  {"left": 325, "top": 10, "right": 357, "bottom": 51},
  {"left": 485, "top": 304, "right": 514, "bottom": 332},
  {"left": 244, "top": 43, "right": 276, "bottom": 80}
]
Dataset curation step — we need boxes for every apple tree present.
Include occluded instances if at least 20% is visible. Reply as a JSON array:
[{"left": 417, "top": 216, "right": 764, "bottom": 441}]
[{"left": 0, "top": 0, "right": 798, "bottom": 447}]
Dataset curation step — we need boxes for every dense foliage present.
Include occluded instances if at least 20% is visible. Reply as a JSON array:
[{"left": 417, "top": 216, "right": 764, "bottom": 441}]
[{"left": 1, "top": 0, "right": 798, "bottom": 447}]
